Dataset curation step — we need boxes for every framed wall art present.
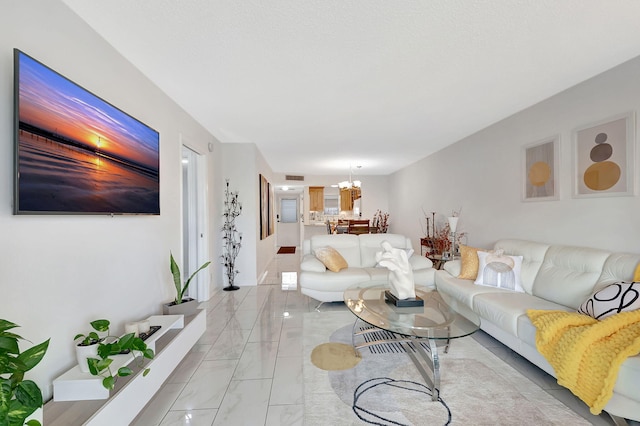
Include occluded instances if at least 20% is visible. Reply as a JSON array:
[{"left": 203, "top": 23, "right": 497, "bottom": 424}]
[
  {"left": 259, "top": 174, "right": 269, "bottom": 240},
  {"left": 572, "top": 112, "right": 635, "bottom": 198},
  {"left": 14, "top": 49, "right": 160, "bottom": 215},
  {"left": 522, "top": 136, "right": 559, "bottom": 201},
  {"left": 267, "top": 181, "right": 274, "bottom": 237}
]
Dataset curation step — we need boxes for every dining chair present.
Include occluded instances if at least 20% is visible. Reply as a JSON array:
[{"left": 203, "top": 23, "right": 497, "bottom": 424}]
[
  {"left": 347, "top": 219, "right": 370, "bottom": 235},
  {"left": 336, "top": 219, "right": 349, "bottom": 234}
]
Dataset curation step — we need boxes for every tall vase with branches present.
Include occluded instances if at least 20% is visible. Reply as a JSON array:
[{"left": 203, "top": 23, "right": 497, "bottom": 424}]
[
  {"left": 221, "top": 179, "right": 242, "bottom": 291},
  {"left": 373, "top": 210, "right": 389, "bottom": 233}
]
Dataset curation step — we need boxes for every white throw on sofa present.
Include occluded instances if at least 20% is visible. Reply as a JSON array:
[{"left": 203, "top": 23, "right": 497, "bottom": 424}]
[
  {"left": 300, "top": 233, "right": 435, "bottom": 303},
  {"left": 435, "top": 239, "right": 640, "bottom": 423}
]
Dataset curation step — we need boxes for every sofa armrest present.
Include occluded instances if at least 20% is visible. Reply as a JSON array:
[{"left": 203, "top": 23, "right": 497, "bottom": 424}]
[
  {"left": 442, "top": 259, "right": 461, "bottom": 277},
  {"left": 300, "top": 254, "right": 326, "bottom": 273},
  {"left": 408, "top": 255, "right": 433, "bottom": 271}
]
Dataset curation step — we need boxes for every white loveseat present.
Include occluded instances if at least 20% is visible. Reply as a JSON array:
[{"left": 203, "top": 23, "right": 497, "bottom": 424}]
[
  {"left": 435, "top": 239, "right": 640, "bottom": 423},
  {"left": 300, "top": 233, "right": 435, "bottom": 302}
]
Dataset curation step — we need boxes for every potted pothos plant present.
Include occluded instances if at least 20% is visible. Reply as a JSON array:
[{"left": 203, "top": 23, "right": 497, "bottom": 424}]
[
  {"left": 73, "top": 320, "right": 105, "bottom": 374},
  {"left": 0, "top": 319, "right": 49, "bottom": 426},
  {"left": 163, "top": 252, "right": 210, "bottom": 316},
  {"left": 74, "top": 319, "right": 154, "bottom": 390}
]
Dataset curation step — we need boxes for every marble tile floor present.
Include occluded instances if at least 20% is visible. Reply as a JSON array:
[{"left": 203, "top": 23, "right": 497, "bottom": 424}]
[{"left": 132, "top": 251, "right": 635, "bottom": 426}]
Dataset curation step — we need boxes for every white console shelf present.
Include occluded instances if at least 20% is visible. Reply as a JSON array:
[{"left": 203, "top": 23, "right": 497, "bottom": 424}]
[{"left": 45, "top": 310, "right": 206, "bottom": 425}]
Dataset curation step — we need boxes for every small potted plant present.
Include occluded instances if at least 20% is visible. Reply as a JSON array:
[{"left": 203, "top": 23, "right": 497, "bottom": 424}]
[
  {"left": 163, "top": 252, "right": 211, "bottom": 316},
  {"left": 0, "top": 319, "right": 49, "bottom": 426},
  {"left": 74, "top": 319, "right": 154, "bottom": 390},
  {"left": 74, "top": 319, "right": 112, "bottom": 373}
]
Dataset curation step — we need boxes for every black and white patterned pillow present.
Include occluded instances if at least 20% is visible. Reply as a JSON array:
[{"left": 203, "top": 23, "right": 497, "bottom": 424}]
[{"left": 578, "top": 282, "right": 640, "bottom": 320}]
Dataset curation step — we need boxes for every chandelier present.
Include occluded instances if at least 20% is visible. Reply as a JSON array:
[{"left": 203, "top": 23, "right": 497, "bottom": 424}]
[{"left": 338, "top": 165, "right": 361, "bottom": 189}]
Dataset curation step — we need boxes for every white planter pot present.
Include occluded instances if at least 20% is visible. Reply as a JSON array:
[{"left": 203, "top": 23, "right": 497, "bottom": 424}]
[
  {"left": 163, "top": 298, "right": 199, "bottom": 316},
  {"left": 75, "top": 342, "right": 99, "bottom": 373}
]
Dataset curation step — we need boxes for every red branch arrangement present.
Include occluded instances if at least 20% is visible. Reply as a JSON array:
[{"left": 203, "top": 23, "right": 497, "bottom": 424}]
[
  {"left": 421, "top": 209, "right": 467, "bottom": 256},
  {"left": 373, "top": 210, "right": 389, "bottom": 233}
]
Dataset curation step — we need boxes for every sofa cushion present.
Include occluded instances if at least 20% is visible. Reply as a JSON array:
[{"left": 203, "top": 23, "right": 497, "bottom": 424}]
[
  {"left": 474, "top": 250, "right": 524, "bottom": 293},
  {"left": 532, "top": 245, "right": 611, "bottom": 309},
  {"left": 613, "top": 354, "right": 640, "bottom": 401},
  {"left": 408, "top": 254, "right": 433, "bottom": 271},
  {"left": 413, "top": 267, "right": 437, "bottom": 289},
  {"left": 458, "top": 245, "right": 482, "bottom": 280},
  {"left": 578, "top": 282, "right": 640, "bottom": 320},
  {"left": 443, "top": 259, "right": 461, "bottom": 277},
  {"left": 473, "top": 291, "right": 569, "bottom": 337},
  {"left": 299, "top": 268, "right": 370, "bottom": 292},
  {"left": 517, "top": 304, "right": 573, "bottom": 347},
  {"left": 300, "top": 254, "right": 326, "bottom": 272},
  {"left": 494, "top": 239, "right": 550, "bottom": 294},
  {"left": 596, "top": 253, "right": 640, "bottom": 291},
  {"left": 359, "top": 234, "right": 410, "bottom": 267},
  {"left": 435, "top": 270, "right": 504, "bottom": 309},
  {"left": 375, "top": 248, "right": 415, "bottom": 267},
  {"left": 364, "top": 267, "right": 390, "bottom": 284},
  {"left": 309, "top": 234, "right": 362, "bottom": 267}
]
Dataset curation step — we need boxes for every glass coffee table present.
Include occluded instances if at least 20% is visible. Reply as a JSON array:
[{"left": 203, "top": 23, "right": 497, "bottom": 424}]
[{"left": 343, "top": 284, "right": 481, "bottom": 401}]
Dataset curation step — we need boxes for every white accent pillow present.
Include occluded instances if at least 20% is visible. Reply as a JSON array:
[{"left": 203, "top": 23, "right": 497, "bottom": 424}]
[
  {"left": 474, "top": 250, "right": 524, "bottom": 293},
  {"left": 578, "top": 282, "right": 640, "bottom": 320}
]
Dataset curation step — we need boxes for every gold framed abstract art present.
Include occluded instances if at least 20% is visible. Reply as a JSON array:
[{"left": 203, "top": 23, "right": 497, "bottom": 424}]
[
  {"left": 572, "top": 112, "right": 635, "bottom": 198},
  {"left": 522, "top": 136, "right": 559, "bottom": 202}
]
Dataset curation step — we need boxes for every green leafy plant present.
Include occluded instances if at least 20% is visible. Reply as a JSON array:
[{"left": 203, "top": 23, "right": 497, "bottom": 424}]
[
  {"left": 0, "top": 319, "right": 49, "bottom": 426},
  {"left": 170, "top": 252, "right": 211, "bottom": 305},
  {"left": 73, "top": 319, "right": 105, "bottom": 347},
  {"left": 74, "top": 319, "right": 154, "bottom": 390}
]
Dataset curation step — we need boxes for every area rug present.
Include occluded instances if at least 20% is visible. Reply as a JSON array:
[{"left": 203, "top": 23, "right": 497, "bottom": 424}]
[
  {"left": 277, "top": 246, "right": 296, "bottom": 254},
  {"left": 303, "top": 311, "right": 590, "bottom": 426}
]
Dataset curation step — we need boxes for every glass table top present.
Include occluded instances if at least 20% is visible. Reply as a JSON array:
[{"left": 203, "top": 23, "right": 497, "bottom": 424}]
[{"left": 343, "top": 285, "right": 481, "bottom": 340}]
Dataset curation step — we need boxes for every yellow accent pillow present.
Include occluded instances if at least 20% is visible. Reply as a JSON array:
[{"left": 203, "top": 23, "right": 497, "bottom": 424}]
[
  {"left": 458, "top": 245, "right": 482, "bottom": 280},
  {"left": 635, "top": 263, "right": 640, "bottom": 282},
  {"left": 315, "top": 246, "right": 348, "bottom": 272}
]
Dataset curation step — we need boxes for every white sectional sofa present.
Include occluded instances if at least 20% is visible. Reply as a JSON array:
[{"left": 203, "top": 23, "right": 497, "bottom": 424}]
[
  {"left": 300, "top": 233, "right": 435, "bottom": 303},
  {"left": 435, "top": 239, "right": 640, "bottom": 423}
]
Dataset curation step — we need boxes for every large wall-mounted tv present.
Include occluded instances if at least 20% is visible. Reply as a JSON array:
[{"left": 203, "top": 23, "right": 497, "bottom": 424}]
[{"left": 13, "top": 49, "right": 160, "bottom": 215}]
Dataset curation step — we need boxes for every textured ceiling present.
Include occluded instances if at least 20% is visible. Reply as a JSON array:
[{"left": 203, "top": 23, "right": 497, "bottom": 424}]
[{"left": 61, "top": 0, "right": 640, "bottom": 176}]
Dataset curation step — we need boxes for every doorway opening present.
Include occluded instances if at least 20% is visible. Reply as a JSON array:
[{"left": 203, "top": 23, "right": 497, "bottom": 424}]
[
  {"left": 277, "top": 197, "right": 300, "bottom": 248},
  {"left": 181, "top": 145, "right": 209, "bottom": 301}
]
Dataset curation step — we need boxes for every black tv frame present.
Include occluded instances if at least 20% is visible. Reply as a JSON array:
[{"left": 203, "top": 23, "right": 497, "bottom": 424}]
[{"left": 13, "top": 49, "right": 160, "bottom": 215}]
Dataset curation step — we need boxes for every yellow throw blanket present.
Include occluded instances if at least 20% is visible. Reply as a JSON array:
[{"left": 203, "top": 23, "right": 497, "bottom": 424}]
[{"left": 527, "top": 309, "right": 640, "bottom": 415}]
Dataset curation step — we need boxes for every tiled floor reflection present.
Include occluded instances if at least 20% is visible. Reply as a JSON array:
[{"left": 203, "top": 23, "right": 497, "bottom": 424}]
[{"left": 132, "top": 250, "right": 629, "bottom": 426}]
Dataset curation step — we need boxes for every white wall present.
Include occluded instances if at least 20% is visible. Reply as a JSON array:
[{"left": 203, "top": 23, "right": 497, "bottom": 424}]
[
  {"left": 220, "top": 144, "right": 257, "bottom": 286},
  {"left": 390, "top": 55, "right": 640, "bottom": 255},
  {"left": 1, "top": 0, "right": 223, "bottom": 400},
  {"left": 255, "top": 148, "right": 277, "bottom": 280},
  {"left": 220, "top": 143, "right": 278, "bottom": 286}
]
